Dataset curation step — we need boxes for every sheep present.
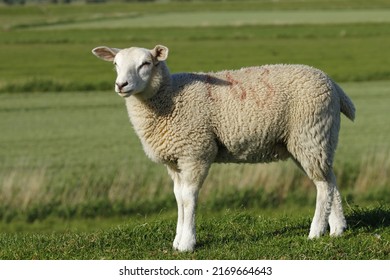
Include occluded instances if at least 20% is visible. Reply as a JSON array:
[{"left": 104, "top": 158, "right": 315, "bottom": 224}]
[{"left": 92, "top": 44, "right": 356, "bottom": 252}]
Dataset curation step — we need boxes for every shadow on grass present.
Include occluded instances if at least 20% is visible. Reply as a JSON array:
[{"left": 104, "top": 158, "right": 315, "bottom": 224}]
[
  {"left": 194, "top": 205, "right": 390, "bottom": 251},
  {"left": 270, "top": 205, "right": 390, "bottom": 237},
  {"left": 271, "top": 205, "right": 390, "bottom": 236},
  {"left": 346, "top": 205, "right": 390, "bottom": 230}
]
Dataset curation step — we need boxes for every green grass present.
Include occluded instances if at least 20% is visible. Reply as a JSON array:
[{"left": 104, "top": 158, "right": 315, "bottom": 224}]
[
  {"left": 1, "top": 206, "right": 389, "bottom": 259},
  {"left": 0, "top": 0, "right": 389, "bottom": 259},
  {"left": 1, "top": 4, "right": 390, "bottom": 91},
  {"left": 1, "top": 25, "right": 390, "bottom": 91}
]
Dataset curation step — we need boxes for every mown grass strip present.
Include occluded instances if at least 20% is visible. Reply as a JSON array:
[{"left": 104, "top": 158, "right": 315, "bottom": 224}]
[{"left": 25, "top": 10, "right": 390, "bottom": 30}]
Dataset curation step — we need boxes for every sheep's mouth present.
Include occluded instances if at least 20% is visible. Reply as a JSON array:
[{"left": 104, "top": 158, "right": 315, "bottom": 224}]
[
  {"left": 119, "top": 92, "right": 131, "bottom": 98},
  {"left": 117, "top": 90, "right": 133, "bottom": 98}
]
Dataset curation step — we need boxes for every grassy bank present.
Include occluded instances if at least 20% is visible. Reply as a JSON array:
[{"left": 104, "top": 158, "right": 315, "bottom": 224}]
[{"left": 1, "top": 205, "right": 389, "bottom": 259}]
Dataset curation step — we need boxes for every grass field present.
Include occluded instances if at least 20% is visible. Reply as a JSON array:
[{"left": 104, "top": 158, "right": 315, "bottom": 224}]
[
  {"left": 1, "top": 206, "right": 389, "bottom": 259},
  {"left": 0, "top": 0, "right": 389, "bottom": 259}
]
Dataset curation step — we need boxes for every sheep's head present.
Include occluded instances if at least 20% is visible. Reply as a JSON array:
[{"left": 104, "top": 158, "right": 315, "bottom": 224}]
[{"left": 92, "top": 45, "right": 169, "bottom": 98}]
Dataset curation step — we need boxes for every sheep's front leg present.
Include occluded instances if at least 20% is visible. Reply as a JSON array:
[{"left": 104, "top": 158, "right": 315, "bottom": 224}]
[
  {"left": 175, "top": 183, "right": 199, "bottom": 252},
  {"left": 167, "top": 162, "right": 210, "bottom": 252},
  {"left": 170, "top": 173, "right": 184, "bottom": 249}
]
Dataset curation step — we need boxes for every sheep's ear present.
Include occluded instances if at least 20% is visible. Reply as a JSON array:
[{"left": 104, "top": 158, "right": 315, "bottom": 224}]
[
  {"left": 92, "top": 46, "right": 120, "bottom": 62},
  {"left": 151, "top": 45, "right": 168, "bottom": 61}
]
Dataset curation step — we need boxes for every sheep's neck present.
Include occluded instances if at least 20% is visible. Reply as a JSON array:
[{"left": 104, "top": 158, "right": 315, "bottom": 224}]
[
  {"left": 124, "top": 84, "right": 175, "bottom": 162},
  {"left": 125, "top": 63, "right": 173, "bottom": 122}
]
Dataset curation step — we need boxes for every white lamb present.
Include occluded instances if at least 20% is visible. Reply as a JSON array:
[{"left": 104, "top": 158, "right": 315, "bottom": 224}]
[{"left": 92, "top": 45, "right": 355, "bottom": 252}]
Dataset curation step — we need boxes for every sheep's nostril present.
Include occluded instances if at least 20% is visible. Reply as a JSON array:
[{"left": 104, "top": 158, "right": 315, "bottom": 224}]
[{"left": 116, "top": 82, "right": 128, "bottom": 90}]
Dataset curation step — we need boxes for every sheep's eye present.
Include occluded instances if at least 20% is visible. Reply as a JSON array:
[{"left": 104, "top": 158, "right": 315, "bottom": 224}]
[{"left": 139, "top": 61, "right": 151, "bottom": 68}]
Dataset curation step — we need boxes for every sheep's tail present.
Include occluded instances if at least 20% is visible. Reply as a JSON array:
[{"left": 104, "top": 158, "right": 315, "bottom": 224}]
[{"left": 333, "top": 81, "right": 356, "bottom": 121}]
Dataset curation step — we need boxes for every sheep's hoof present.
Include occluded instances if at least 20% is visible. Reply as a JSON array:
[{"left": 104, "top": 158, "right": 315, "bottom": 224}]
[
  {"left": 308, "top": 234, "right": 319, "bottom": 240},
  {"left": 177, "top": 244, "right": 195, "bottom": 252},
  {"left": 330, "top": 226, "right": 346, "bottom": 237},
  {"left": 174, "top": 240, "right": 195, "bottom": 252},
  {"left": 173, "top": 236, "right": 181, "bottom": 250},
  {"left": 308, "top": 228, "right": 326, "bottom": 239},
  {"left": 308, "top": 221, "right": 328, "bottom": 239}
]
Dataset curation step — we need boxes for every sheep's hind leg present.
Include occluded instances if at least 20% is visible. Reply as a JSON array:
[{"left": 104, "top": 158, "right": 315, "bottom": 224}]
[
  {"left": 289, "top": 153, "right": 335, "bottom": 238},
  {"left": 309, "top": 171, "right": 346, "bottom": 238},
  {"left": 309, "top": 179, "right": 334, "bottom": 239},
  {"left": 328, "top": 173, "right": 347, "bottom": 236}
]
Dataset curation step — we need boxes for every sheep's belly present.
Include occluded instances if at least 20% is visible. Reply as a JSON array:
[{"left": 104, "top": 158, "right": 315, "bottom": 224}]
[{"left": 214, "top": 140, "right": 290, "bottom": 164}]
